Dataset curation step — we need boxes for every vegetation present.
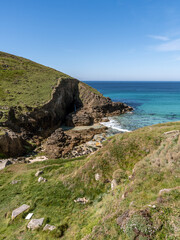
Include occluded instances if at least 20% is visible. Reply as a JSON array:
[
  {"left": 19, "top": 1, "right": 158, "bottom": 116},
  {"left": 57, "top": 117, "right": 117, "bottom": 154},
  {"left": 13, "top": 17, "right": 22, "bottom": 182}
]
[
  {"left": 0, "top": 52, "right": 71, "bottom": 122},
  {"left": 0, "top": 122, "right": 180, "bottom": 239},
  {"left": 0, "top": 52, "right": 105, "bottom": 122}
]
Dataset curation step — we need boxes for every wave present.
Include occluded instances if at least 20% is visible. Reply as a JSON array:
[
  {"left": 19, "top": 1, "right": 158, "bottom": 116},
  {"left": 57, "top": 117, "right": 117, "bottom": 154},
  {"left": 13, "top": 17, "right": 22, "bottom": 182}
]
[{"left": 100, "top": 118, "right": 131, "bottom": 133}]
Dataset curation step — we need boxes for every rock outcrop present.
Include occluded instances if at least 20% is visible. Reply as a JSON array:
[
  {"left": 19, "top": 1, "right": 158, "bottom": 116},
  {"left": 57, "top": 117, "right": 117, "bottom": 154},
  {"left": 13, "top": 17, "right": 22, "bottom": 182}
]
[
  {"left": 0, "top": 128, "right": 32, "bottom": 158},
  {"left": 65, "top": 83, "right": 133, "bottom": 127},
  {"left": 43, "top": 126, "right": 107, "bottom": 159},
  {"left": 6, "top": 79, "right": 132, "bottom": 136}
]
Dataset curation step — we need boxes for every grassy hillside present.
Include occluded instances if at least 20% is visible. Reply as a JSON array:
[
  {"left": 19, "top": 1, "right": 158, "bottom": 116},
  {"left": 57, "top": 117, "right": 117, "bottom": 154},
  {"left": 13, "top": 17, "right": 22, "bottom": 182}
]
[
  {"left": 0, "top": 52, "right": 70, "bottom": 121},
  {"left": 0, "top": 52, "right": 105, "bottom": 123},
  {"left": 0, "top": 122, "right": 180, "bottom": 239}
]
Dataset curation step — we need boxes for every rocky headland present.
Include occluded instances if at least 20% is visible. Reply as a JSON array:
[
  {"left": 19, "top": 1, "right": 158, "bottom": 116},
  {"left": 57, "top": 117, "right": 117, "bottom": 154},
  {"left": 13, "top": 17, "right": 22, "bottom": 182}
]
[{"left": 0, "top": 52, "right": 132, "bottom": 160}]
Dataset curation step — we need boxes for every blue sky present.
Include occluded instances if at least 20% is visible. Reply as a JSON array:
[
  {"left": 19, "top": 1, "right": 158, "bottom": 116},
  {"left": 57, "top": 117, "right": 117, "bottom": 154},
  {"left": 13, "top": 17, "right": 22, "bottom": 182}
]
[{"left": 1, "top": 0, "right": 180, "bottom": 81}]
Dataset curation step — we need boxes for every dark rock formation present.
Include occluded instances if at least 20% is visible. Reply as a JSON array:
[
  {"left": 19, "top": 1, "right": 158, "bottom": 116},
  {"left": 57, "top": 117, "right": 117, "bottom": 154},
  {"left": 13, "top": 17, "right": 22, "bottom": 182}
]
[
  {"left": 0, "top": 129, "right": 32, "bottom": 158},
  {"left": 6, "top": 79, "right": 133, "bottom": 135},
  {"left": 65, "top": 103, "right": 132, "bottom": 127},
  {"left": 2, "top": 79, "right": 132, "bottom": 158},
  {"left": 65, "top": 82, "right": 133, "bottom": 127},
  {"left": 43, "top": 126, "right": 107, "bottom": 159}
]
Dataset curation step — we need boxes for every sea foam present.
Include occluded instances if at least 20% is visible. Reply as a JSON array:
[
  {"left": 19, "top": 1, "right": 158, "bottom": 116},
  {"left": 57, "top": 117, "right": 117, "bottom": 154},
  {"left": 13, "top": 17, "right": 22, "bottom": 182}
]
[{"left": 100, "top": 118, "right": 131, "bottom": 133}]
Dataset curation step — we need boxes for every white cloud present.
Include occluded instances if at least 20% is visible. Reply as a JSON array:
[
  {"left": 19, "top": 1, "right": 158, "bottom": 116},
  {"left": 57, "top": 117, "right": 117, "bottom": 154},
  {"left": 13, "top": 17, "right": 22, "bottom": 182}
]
[
  {"left": 156, "top": 38, "right": 180, "bottom": 51},
  {"left": 148, "top": 35, "right": 169, "bottom": 41}
]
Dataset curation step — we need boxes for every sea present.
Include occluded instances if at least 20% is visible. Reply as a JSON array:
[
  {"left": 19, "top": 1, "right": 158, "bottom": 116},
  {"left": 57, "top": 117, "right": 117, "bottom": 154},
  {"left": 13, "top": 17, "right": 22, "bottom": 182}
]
[{"left": 84, "top": 81, "right": 180, "bottom": 134}]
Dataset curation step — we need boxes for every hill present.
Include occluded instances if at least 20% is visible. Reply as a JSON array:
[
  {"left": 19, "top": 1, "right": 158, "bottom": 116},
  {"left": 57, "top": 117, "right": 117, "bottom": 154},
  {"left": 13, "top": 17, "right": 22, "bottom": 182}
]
[
  {"left": 0, "top": 52, "right": 131, "bottom": 137},
  {"left": 0, "top": 52, "right": 132, "bottom": 159},
  {"left": 0, "top": 52, "right": 70, "bottom": 121},
  {"left": 0, "top": 122, "right": 179, "bottom": 239}
]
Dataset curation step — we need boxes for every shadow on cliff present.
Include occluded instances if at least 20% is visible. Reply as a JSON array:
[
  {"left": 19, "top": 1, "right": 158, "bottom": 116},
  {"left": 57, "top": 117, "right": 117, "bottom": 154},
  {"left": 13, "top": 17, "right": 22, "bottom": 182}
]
[{"left": 5, "top": 78, "right": 83, "bottom": 138}]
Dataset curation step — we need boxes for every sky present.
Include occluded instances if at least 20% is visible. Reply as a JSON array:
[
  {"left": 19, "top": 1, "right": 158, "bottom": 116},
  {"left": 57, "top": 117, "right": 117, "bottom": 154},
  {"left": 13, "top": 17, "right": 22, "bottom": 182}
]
[{"left": 1, "top": 0, "right": 180, "bottom": 81}]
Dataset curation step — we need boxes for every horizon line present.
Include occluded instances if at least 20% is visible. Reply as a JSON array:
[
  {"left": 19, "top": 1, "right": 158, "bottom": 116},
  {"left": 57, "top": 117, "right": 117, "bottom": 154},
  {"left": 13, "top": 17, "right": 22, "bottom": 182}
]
[{"left": 82, "top": 80, "right": 180, "bottom": 82}]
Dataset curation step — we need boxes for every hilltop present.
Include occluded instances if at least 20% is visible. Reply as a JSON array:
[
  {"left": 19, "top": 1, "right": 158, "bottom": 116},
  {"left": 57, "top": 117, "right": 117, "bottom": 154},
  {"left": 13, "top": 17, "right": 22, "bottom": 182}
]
[{"left": 0, "top": 122, "right": 179, "bottom": 239}]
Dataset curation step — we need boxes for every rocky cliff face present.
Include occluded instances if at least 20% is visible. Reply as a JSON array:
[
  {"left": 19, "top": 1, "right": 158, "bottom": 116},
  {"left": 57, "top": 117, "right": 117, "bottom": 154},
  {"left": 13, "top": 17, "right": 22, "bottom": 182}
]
[
  {"left": 42, "top": 126, "right": 107, "bottom": 159},
  {"left": 6, "top": 79, "right": 133, "bottom": 136},
  {"left": 0, "top": 129, "right": 32, "bottom": 158}
]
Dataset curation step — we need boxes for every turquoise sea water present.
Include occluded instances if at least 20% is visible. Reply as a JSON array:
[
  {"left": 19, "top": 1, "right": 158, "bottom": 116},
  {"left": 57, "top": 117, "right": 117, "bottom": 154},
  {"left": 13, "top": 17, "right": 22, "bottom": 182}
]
[{"left": 84, "top": 81, "right": 180, "bottom": 132}]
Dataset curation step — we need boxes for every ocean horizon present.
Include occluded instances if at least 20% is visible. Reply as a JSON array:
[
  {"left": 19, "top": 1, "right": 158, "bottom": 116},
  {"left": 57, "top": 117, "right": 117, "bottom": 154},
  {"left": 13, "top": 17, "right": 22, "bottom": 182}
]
[{"left": 84, "top": 81, "right": 180, "bottom": 133}]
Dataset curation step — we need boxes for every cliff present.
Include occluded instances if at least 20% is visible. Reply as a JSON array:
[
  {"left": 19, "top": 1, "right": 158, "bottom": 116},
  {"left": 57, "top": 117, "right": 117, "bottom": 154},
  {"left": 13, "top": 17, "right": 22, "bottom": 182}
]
[{"left": 0, "top": 52, "right": 132, "bottom": 157}]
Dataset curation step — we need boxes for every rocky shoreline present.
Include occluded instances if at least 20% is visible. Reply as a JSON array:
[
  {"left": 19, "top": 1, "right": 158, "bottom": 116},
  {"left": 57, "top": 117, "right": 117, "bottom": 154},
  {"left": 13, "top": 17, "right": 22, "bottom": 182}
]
[
  {"left": 0, "top": 78, "right": 133, "bottom": 164},
  {"left": 0, "top": 118, "right": 122, "bottom": 169}
]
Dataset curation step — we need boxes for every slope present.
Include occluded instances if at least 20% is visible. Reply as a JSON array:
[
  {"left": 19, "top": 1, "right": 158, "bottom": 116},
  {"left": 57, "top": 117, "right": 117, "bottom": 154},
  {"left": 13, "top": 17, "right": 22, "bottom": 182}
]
[{"left": 0, "top": 121, "right": 179, "bottom": 239}]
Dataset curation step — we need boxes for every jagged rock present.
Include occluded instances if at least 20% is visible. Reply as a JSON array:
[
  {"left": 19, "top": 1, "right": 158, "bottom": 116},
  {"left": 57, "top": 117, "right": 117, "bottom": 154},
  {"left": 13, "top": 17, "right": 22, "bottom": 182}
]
[
  {"left": 74, "top": 197, "right": 89, "bottom": 204},
  {"left": 0, "top": 159, "right": 12, "bottom": 170},
  {"left": 43, "top": 126, "right": 107, "bottom": 159},
  {"left": 66, "top": 111, "right": 93, "bottom": 126},
  {"left": 12, "top": 204, "right": 30, "bottom": 219},
  {"left": 35, "top": 170, "right": 43, "bottom": 177},
  {"left": 38, "top": 176, "right": 47, "bottom": 182},
  {"left": 65, "top": 82, "right": 133, "bottom": 127},
  {"left": 65, "top": 101, "right": 133, "bottom": 127},
  {"left": 43, "top": 224, "right": 56, "bottom": 231},
  {"left": 0, "top": 129, "right": 32, "bottom": 158},
  {"left": 27, "top": 218, "right": 44, "bottom": 230}
]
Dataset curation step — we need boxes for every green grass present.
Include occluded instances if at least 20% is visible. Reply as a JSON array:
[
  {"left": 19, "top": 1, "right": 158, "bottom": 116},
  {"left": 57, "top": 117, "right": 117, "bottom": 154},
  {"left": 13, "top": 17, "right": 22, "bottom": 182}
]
[
  {"left": 0, "top": 52, "right": 70, "bottom": 108},
  {"left": 0, "top": 122, "right": 180, "bottom": 239},
  {"left": 0, "top": 52, "right": 104, "bottom": 123}
]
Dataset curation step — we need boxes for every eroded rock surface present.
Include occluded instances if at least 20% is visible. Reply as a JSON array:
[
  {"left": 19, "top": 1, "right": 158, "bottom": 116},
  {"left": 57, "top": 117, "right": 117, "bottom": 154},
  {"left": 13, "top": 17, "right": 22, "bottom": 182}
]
[
  {"left": 0, "top": 129, "right": 32, "bottom": 158},
  {"left": 43, "top": 126, "right": 107, "bottom": 159}
]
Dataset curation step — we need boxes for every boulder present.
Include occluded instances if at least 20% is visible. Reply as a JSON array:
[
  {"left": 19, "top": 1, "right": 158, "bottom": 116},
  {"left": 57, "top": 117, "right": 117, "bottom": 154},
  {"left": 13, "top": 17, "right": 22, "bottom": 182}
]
[
  {"left": 0, "top": 129, "right": 32, "bottom": 158},
  {"left": 74, "top": 197, "right": 89, "bottom": 204},
  {"left": 35, "top": 170, "right": 43, "bottom": 177},
  {"left": 43, "top": 126, "right": 107, "bottom": 159},
  {"left": 38, "top": 176, "right": 47, "bottom": 182},
  {"left": 0, "top": 159, "right": 12, "bottom": 170},
  {"left": 65, "top": 111, "right": 93, "bottom": 127},
  {"left": 12, "top": 204, "right": 30, "bottom": 219},
  {"left": 43, "top": 224, "right": 56, "bottom": 231},
  {"left": 27, "top": 218, "right": 44, "bottom": 230}
]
